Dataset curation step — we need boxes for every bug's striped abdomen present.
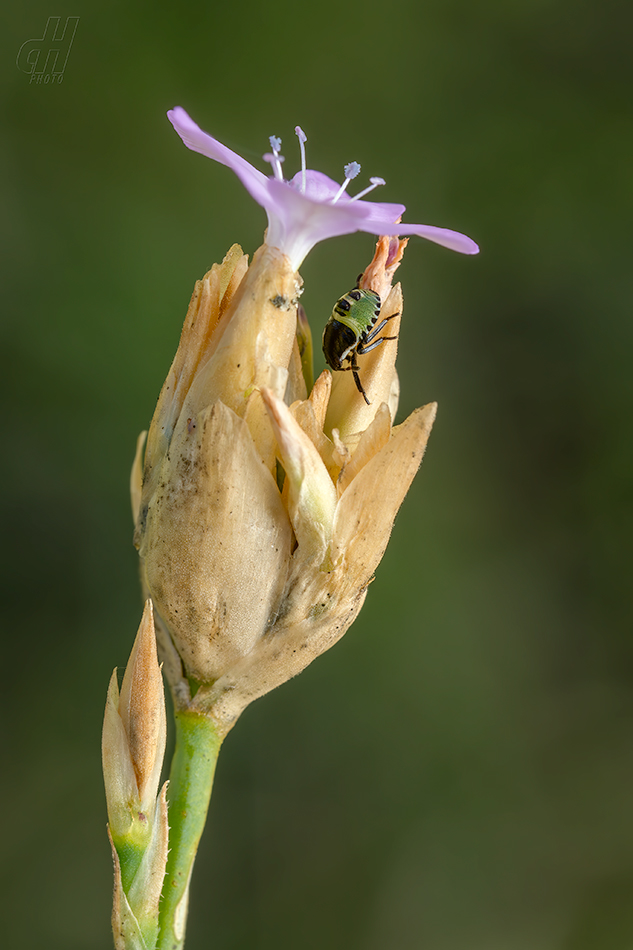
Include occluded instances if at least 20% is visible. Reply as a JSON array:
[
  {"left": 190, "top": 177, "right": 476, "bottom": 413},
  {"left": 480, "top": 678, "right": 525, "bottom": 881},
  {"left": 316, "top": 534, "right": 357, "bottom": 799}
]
[{"left": 331, "top": 288, "right": 381, "bottom": 341}]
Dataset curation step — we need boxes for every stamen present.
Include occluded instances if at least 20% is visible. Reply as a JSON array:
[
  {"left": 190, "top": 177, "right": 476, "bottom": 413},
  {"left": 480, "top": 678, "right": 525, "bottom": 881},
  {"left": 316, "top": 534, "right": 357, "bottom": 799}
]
[
  {"left": 350, "top": 176, "right": 386, "bottom": 202},
  {"left": 295, "top": 126, "right": 307, "bottom": 194},
  {"left": 263, "top": 152, "right": 286, "bottom": 179},
  {"left": 331, "top": 161, "right": 361, "bottom": 204},
  {"left": 265, "top": 135, "right": 285, "bottom": 180}
]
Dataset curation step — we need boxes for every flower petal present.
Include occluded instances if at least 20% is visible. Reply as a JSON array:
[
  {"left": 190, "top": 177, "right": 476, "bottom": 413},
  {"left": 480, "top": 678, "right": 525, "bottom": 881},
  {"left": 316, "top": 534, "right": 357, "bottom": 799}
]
[
  {"left": 353, "top": 201, "right": 479, "bottom": 254},
  {"left": 168, "top": 107, "right": 271, "bottom": 208},
  {"left": 386, "top": 222, "right": 479, "bottom": 254}
]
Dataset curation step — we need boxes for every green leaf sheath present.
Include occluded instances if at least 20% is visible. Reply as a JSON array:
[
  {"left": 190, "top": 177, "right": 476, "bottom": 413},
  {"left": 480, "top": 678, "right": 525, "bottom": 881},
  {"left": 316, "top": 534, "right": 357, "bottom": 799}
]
[{"left": 157, "top": 710, "right": 223, "bottom": 950}]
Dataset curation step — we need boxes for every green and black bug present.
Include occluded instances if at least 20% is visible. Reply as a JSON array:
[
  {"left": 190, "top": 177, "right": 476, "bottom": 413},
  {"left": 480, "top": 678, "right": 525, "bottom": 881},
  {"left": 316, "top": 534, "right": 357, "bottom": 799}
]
[{"left": 322, "top": 278, "right": 399, "bottom": 405}]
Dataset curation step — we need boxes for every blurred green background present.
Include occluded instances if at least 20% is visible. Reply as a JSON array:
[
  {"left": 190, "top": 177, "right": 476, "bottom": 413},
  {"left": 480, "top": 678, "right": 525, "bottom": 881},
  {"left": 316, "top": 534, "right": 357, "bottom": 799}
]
[{"left": 2, "top": 1, "right": 632, "bottom": 948}]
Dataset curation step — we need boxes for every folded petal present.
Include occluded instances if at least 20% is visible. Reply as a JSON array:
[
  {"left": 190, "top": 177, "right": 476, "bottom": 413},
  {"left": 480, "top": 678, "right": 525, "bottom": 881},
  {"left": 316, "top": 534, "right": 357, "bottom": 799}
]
[
  {"left": 168, "top": 107, "right": 271, "bottom": 206},
  {"left": 140, "top": 401, "right": 292, "bottom": 684},
  {"left": 139, "top": 244, "right": 248, "bottom": 514},
  {"left": 331, "top": 403, "right": 437, "bottom": 584},
  {"left": 174, "top": 244, "right": 301, "bottom": 471},
  {"left": 337, "top": 402, "right": 392, "bottom": 496},
  {"left": 118, "top": 600, "right": 166, "bottom": 816},
  {"left": 261, "top": 388, "right": 337, "bottom": 564}
]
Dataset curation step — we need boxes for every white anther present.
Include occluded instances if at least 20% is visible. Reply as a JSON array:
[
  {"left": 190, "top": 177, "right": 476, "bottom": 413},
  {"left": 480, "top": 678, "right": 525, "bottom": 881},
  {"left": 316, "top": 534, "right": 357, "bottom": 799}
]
[
  {"left": 350, "top": 176, "right": 386, "bottom": 202},
  {"left": 331, "top": 161, "right": 361, "bottom": 204}
]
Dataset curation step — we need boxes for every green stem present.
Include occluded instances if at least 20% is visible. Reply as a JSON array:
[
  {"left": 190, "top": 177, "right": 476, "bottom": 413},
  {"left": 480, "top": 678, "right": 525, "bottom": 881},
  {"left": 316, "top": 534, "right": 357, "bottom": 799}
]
[{"left": 157, "top": 709, "right": 222, "bottom": 950}]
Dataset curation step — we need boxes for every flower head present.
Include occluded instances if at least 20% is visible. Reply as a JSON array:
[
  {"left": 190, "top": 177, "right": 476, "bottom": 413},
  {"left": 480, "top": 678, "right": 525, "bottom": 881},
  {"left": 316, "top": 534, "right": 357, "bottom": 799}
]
[
  {"left": 133, "top": 233, "right": 439, "bottom": 735},
  {"left": 167, "top": 107, "right": 479, "bottom": 270}
]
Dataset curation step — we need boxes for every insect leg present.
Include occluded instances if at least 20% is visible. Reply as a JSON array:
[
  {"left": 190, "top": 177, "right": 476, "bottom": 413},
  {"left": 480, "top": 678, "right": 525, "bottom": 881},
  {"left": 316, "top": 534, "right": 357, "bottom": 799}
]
[
  {"left": 357, "top": 334, "right": 398, "bottom": 356},
  {"left": 350, "top": 350, "right": 370, "bottom": 405},
  {"left": 363, "top": 312, "right": 400, "bottom": 345},
  {"left": 352, "top": 370, "right": 370, "bottom": 405}
]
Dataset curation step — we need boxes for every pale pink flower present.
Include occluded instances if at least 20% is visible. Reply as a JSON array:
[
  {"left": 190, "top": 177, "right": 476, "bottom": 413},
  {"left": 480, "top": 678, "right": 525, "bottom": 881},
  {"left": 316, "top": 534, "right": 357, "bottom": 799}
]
[{"left": 167, "top": 107, "right": 479, "bottom": 270}]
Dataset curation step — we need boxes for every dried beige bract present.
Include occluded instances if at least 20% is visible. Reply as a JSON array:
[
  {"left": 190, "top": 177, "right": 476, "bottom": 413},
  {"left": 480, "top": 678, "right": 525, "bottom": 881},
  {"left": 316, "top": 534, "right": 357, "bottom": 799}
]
[{"left": 102, "top": 600, "right": 166, "bottom": 830}]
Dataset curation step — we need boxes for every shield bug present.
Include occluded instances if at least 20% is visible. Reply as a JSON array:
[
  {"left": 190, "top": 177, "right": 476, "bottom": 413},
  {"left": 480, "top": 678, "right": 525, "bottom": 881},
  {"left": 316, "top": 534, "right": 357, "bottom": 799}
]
[{"left": 322, "top": 278, "right": 398, "bottom": 405}]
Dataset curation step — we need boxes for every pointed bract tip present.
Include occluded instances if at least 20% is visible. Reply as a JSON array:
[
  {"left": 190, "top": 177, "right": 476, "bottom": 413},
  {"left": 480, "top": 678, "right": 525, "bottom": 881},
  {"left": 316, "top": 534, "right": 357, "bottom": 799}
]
[{"left": 118, "top": 600, "right": 166, "bottom": 813}]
